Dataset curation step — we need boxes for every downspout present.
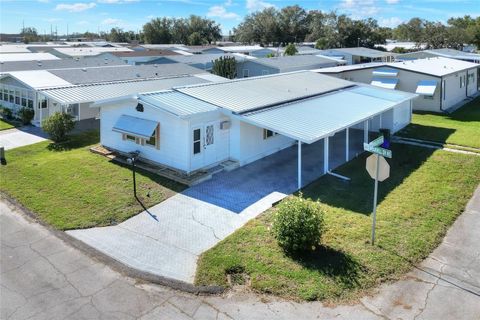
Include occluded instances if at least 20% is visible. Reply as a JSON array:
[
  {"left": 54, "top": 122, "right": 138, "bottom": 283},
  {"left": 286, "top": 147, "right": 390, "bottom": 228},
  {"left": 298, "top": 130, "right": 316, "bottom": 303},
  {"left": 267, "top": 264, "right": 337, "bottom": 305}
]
[{"left": 439, "top": 76, "right": 444, "bottom": 112}]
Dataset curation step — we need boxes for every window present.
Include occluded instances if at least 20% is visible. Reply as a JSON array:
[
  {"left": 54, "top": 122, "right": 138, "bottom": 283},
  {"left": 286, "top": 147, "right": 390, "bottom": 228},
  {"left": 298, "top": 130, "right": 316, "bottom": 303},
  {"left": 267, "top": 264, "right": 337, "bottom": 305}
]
[
  {"left": 243, "top": 69, "right": 249, "bottom": 78},
  {"left": 21, "top": 98, "right": 27, "bottom": 107},
  {"left": 263, "top": 129, "right": 278, "bottom": 139},
  {"left": 2, "top": 89, "right": 7, "bottom": 102},
  {"left": 145, "top": 127, "right": 159, "bottom": 149},
  {"left": 39, "top": 99, "right": 47, "bottom": 109},
  {"left": 442, "top": 80, "right": 446, "bottom": 100},
  {"left": 27, "top": 100, "right": 33, "bottom": 108},
  {"left": 423, "top": 95, "right": 434, "bottom": 100},
  {"left": 15, "top": 90, "right": 20, "bottom": 105},
  {"left": 193, "top": 128, "right": 201, "bottom": 155},
  {"left": 9, "top": 90, "right": 14, "bottom": 103},
  {"left": 125, "top": 134, "right": 136, "bottom": 141}
]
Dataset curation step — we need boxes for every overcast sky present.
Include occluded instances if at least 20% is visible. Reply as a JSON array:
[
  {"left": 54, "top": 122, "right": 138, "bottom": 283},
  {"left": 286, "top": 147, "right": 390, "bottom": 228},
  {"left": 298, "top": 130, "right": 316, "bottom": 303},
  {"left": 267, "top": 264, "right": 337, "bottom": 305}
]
[{"left": 1, "top": 0, "right": 479, "bottom": 36}]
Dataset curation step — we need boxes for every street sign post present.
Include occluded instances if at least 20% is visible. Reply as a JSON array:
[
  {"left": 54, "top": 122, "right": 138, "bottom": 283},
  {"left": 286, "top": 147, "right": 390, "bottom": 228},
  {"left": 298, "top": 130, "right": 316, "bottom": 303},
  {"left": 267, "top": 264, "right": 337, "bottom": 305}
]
[{"left": 364, "top": 136, "right": 392, "bottom": 245}]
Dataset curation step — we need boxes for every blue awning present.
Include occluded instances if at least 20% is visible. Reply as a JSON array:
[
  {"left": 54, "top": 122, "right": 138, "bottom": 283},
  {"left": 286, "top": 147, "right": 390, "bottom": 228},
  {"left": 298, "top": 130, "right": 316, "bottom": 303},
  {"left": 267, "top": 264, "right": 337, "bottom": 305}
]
[
  {"left": 371, "top": 77, "right": 398, "bottom": 89},
  {"left": 112, "top": 115, "right": 158, "bottom": 139},
  {"left": 416, "top": 80, "right": 438, "bottom": 96},
  {"left": 372, "top": 68, "right": 399, "bottom": 77}
]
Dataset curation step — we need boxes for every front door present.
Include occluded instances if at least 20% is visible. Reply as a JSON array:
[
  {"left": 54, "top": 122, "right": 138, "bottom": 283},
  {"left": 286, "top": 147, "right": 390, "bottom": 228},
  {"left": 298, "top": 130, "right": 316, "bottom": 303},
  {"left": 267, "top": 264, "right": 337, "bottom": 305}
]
[
  {"left": 191, "top": 126, "right": 203, "bottom": 171},
  {"left": 203, "top": 122, "right": 216, "bottom": 165}
]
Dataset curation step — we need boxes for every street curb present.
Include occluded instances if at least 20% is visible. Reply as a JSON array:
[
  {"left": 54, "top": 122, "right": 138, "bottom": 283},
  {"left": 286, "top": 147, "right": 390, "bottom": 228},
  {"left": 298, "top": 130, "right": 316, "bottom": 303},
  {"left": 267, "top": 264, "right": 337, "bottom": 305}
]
[{"left": 0, "top": 193, "right": 225, "bottom": 296}]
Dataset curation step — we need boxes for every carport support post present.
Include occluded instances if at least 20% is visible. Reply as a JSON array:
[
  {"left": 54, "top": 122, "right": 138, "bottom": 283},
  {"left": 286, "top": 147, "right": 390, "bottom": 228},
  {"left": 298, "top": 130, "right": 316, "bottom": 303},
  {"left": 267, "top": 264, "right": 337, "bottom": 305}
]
[
  {"left": 324, "top": 137, "right": 329, "bottom": 174},
  {"left": 297, "top": 141, "right": 302, "bottom": 190},
  {"left": 345, "top": 128, "right": 349, "bottom": 162},
  {"left": 364, "top": 120, "right": 369, "bottom": 143}
]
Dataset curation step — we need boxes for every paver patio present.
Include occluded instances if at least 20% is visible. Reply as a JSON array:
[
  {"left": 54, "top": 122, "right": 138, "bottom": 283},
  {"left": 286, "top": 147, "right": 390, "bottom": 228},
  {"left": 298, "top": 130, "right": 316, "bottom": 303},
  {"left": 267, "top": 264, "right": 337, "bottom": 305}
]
[{"left": 67, "top": 130, "right": 364, "bottom": 283}]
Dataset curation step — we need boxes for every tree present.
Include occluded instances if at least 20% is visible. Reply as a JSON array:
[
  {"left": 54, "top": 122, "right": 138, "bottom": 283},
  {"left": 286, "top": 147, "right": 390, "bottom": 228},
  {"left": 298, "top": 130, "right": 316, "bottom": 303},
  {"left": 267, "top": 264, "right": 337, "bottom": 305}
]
[
  {"left": 21, "top": 27, "right": 39, "bottom": 44},
  {"left": 422, "top": 21, "right": 447, "bottom": 49},
  {"left": 284, "top": 43, "right": 297, "bottom": 55},
  {"left": 278, "top": 5, "right": 308, "bottom": 44},
  {"left": 234, "top": 8, "right": 280, "bottom": 46},
  {"left": 211, "top": 56, "right": 237, "bottom": 79},
  {"left": 42, "top": 112, "right": 75, "bottom": 143},
  {"left": 393, "top": 18, "right": 425, "bottom": 42},
  {"left": 143, "top": 17, "right": 173, "bottom": 44}
]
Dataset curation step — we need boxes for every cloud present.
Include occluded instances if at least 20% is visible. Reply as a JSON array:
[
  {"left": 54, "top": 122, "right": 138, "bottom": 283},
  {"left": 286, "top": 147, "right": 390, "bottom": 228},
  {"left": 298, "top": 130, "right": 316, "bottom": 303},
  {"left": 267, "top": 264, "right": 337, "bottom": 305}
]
[
  {"left": 207, "top": 4, "right": 239, "bottom": 19},
  {"left": 246, "top": 0, "right": 275, "bottom": 12},
  {"left": 102, "top": 18, "right": 122, "bottom": 25},
  {"left": 379, "top": 16, "right": 403, "bottom": 27},
  {"left": 55, "top": 2, "right": 96, "bottom": 12},
  {"left": 386, "top": 0, "right": 399, "bottom": 3},
  {"left": 339, "top": 0, "right": 379, "bottom": 18}
]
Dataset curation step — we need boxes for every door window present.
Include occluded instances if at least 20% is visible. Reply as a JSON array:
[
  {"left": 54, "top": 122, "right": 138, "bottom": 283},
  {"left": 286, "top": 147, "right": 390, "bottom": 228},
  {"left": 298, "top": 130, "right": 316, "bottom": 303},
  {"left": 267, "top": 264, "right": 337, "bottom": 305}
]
[
  {"left": 193, "top": 128, "right": 201, "bottom": 154},
  {"left": 205, "top": 124, "right": 214, "bottom": 146}
]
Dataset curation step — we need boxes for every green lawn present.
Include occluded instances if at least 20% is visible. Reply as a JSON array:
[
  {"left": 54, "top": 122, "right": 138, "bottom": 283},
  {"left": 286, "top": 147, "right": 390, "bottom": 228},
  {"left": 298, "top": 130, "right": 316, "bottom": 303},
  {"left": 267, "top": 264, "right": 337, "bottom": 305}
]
[
  {"left": 0, "top": 118, "right": 20, "bottom": 131},
  {"left": 195, "top": 144, "right": 480, "bottom": 302},
  {"left": 398, "top": 97, "right": 480, "bottom": 149},
  {"left": 0, "top": 131, "right": 185, "bottom": 230}
]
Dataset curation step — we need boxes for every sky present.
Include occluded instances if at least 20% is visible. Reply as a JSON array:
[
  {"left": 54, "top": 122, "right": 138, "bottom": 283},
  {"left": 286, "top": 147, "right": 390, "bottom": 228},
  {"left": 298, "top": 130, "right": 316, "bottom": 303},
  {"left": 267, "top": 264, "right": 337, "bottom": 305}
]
[{"left": 0, "top": 0, "right": 479, "bottom": 36}]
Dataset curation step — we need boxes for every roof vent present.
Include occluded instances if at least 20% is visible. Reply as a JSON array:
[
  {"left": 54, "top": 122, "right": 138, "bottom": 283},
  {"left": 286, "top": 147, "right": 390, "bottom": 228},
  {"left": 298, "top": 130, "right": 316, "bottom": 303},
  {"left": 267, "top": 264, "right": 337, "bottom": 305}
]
[
  {"left": 37, "top": 61, "right": 42, "bottom": 66},
  {"left": 75, "top": 57, "right": 79, "bottom": 61},
  {"left": 82, "top": 68, "right": 87, "bottom": 72},
  {"left": 136, "top": 73, "right": 141, "bottom": 77}
]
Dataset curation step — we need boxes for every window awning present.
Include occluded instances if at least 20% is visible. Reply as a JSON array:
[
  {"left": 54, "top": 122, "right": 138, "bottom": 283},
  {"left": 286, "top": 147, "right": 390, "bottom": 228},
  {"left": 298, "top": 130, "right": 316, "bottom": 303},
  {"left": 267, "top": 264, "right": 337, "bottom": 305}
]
[
  {"left": 112, "top": 115, "right": 158, "bottom": 139},
  {"left": 415, "top": 80, "right": 438, "bottom": 96},
  {"left": 372, "top": 68, "right": 398, "bottom": 77},
  {"left": 371, "top": 78, "right": 398, "bottom": 89}
]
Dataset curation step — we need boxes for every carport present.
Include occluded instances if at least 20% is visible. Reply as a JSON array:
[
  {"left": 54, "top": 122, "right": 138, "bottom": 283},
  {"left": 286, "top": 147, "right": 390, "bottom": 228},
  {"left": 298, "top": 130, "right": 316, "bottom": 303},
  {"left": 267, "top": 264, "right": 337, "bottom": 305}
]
[{"left": 239, "top": 85, "right": 415, "bottom": 189}]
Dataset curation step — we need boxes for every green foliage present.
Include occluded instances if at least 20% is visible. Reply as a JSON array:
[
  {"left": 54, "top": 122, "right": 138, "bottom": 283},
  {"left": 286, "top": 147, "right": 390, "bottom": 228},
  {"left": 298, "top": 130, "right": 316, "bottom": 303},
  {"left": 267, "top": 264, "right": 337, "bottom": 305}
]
[
  {"left": 42, "top": 112, "right": 75, "bottom": 143},
  {"left": 266, "top": 52, "right": 276, "bottom": 58},
  {"left": 19, "top": 107, "right": 34, "bottom": 125},
  {"left": 315, "top": 38, "right": 328, "bottom": 49},
  {"left": 0, "top": 106, "right": 13, "bottom": 120},
  {"left": 272, "top": 196, "right": 325, "bottom": 253},
  {"left": 143, "top": 15, "right": 221, "bottom": 45},
  {"left": 211, "top": 56, "right": 237, "bottom": 79},
  {"left": 284, "top": 43, "right": 298, "bottom": 55}
]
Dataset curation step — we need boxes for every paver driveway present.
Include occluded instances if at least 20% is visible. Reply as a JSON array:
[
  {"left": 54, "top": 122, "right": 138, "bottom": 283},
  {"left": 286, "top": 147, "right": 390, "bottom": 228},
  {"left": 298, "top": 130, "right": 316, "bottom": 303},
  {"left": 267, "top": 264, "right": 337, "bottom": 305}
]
[{"left": 67, "top": 131, "right": 364, "bottom": 283}]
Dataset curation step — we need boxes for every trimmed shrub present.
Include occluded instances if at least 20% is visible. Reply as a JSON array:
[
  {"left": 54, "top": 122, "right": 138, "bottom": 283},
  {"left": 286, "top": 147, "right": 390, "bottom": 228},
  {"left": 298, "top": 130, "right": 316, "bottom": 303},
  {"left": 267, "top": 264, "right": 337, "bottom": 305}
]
[
  {"left": 284, "top": 43, "right": 298, "bottom": 56},
  {"left": 19, "top": 107, "right": 34, "bottom": 125},
  {"left": 0, "top": 106, "right": 13, "bottom": 120},
  {"left": 42, "top": 112, "right": 75, "bottom": 142},
  {"left": 272, "top": 196, "right": 325, "bottom": 253}
]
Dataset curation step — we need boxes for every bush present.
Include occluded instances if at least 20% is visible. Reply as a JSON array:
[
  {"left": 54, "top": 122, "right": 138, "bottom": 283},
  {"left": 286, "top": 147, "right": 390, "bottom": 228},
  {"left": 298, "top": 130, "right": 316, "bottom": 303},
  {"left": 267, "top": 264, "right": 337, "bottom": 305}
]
[
  {"left": 272, "top": 196, "right": 325, "bottom": 253},
  {"left": 0, "top": 106, "right": 13, "bottom": 120},
  {"left": 284, "top": 43, "right": 298, "bottom": 56},
  {"left": 19, "top": 107, "right": 34, "bottom": 125},
  {"left": 42, "top": 112, "right": 75, "bottom": 142}
]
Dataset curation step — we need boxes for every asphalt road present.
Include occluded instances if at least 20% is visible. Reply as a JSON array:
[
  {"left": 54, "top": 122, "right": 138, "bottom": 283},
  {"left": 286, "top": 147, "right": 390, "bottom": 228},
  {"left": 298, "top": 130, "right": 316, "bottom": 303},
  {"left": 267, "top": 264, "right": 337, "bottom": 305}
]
[{"left": 1, "top": 187, "right": 479, "bottom": 320}]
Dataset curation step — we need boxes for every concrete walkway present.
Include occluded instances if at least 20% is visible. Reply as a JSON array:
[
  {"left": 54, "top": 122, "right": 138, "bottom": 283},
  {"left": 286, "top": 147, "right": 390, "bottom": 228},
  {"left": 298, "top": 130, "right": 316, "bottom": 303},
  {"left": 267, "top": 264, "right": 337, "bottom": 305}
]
[
  {"left": 66, "top": 131, "right": 364, "bottom": 284},
  {"left": 1, "top": 186, "right": 479, "bottom": 319},
  {"left": 0, "top": 126, "right": 48, "bottom": 150}
]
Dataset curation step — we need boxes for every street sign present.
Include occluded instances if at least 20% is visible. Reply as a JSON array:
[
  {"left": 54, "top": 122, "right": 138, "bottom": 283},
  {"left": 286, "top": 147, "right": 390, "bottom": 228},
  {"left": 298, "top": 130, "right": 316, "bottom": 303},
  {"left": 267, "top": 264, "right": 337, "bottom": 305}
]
[
  {"left": 366, "top": 154, "right": 390, "bottom": 182},
  {"left": 363, "top": 135, "right": 393, "bottom": 246},
  {"left": 363, "top": 143, "right": 392, "bottom": 158}
]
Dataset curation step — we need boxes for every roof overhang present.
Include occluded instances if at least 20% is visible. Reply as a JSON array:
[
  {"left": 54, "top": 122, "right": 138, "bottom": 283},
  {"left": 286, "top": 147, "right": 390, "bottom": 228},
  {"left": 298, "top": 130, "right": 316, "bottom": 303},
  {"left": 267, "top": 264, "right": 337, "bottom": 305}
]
[
  {"left": 112, "top": 114, "right": 158, "bottom": 139},
  {"left": 371, "top": 78, "right": 398, "bottom": 89}
]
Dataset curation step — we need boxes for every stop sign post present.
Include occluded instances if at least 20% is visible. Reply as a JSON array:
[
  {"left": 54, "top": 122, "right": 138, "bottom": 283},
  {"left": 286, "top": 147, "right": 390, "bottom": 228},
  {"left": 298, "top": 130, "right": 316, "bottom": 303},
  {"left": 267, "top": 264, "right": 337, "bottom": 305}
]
[{"left": 364, "top": 136, "right": 392, "bottom": 245}]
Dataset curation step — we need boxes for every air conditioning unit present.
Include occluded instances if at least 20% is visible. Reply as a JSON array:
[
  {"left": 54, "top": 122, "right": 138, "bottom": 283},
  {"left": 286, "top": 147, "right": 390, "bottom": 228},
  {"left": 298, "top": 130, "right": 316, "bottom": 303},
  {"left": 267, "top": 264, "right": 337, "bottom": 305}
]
[{"left": 220, "top": 121, "right": 231, "bottom": 130}]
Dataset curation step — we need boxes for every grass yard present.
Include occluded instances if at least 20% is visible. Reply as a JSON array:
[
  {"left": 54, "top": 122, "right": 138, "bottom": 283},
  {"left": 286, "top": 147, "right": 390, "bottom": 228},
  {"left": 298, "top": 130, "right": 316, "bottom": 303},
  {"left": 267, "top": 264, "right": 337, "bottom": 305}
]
[
  {"left": 195, "top": 143, "right": 480, "bottom": 302},
  {"left": 0, "top": 118, "right": 20, "bottom": 131},
  {"left": 398, "top": 97, "right": 480, "bottom": 149},
  {"left": 0, "top": 131, "right": 185, "bottom": 230}
]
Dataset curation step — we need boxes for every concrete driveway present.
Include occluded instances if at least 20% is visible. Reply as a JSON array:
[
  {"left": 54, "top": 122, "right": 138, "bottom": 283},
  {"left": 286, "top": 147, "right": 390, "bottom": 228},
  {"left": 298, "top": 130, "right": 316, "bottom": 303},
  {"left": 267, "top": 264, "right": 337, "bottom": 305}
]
[
  {"left": 0, "top": 126, "right": 48, "bottom": 150},
  {"left": 2, "top": 186, "right": 479, "bottom": 319},
  {"left": 67, "top": 130, "right": 364, "bottom": 283}
]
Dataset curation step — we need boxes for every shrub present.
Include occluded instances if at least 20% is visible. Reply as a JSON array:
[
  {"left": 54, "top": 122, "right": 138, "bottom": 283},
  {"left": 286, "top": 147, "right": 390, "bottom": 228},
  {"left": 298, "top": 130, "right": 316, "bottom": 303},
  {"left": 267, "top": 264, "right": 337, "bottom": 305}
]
[
  {"left": 0, "top": 106, "right": 13, "bottom": 120},
  {"left": 19, "top": 107, "right": 34, "bottom": 125},
  {"left": 42, "top": 112, "right": 75, "bottom": 142},
  {"left": 284, "top": 43, "right": 298, "bottom": 56},
  {"left": 272, "top": 196, "right": 325, "bottom": 253}
]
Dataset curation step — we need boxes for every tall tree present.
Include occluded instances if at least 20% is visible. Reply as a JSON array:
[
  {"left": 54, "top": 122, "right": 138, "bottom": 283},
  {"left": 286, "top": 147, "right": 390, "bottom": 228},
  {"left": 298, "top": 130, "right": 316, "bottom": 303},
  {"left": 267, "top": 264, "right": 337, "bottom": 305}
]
[
  {"left": 143, "top": 17, "right": 173, "bottom": 44},
  {"left": 278, "top": 5, "right": 308, "bottom": 44},
  {"left": 21, "top": 27, "right": 39, "bottom": 43}
]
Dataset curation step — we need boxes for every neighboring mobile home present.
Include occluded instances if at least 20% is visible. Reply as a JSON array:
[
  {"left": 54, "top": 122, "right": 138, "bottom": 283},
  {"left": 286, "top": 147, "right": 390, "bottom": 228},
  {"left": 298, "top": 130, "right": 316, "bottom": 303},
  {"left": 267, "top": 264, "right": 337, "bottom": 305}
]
[
  {"left": 95, "top": 71, "right": 416, "bottom": 187},
  {"left": 318, "top": 47, "right": 396, "bottom": 65},
  {"left": 316, "top": 57, "right": 480, "bottom": 112},
  {"left": 237, "top": 55, "right": 340, "bottom": 78},
  {"left": 396, "top": 48, "right": 480, "bottom": 63}
]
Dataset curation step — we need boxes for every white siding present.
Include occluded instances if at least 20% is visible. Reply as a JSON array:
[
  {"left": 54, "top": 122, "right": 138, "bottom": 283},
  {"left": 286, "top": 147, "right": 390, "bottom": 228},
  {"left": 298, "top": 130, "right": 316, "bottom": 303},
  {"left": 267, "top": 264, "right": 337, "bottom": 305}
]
[
  {"left": 229, "top": 119, "right": 295, "bottom": 166},
  {"left": 100, "top": 101, "right": 190, "bottom": 172}
]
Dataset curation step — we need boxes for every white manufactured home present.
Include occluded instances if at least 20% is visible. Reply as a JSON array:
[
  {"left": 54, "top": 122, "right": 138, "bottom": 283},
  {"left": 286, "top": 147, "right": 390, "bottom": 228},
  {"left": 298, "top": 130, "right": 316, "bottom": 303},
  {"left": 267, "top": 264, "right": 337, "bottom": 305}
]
[
  {"left": 96, "top": 71, "right": 416, "bottom": 187},
  {"left": 316, "top": 57, "right": 480, "bottom": 112}
]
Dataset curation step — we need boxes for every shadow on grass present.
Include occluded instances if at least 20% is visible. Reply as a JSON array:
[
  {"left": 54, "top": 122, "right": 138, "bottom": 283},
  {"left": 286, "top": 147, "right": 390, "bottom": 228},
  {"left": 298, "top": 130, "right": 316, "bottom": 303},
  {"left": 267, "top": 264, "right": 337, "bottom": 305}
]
[
  {"left": 302, "top": 134, "right": 453, "bottom": 215},
  {"left": 288, "top": 245, "right": 365, "bottom": 289},
  {"left": 47, "top": 130, "right": 100, "bottom": 151}
]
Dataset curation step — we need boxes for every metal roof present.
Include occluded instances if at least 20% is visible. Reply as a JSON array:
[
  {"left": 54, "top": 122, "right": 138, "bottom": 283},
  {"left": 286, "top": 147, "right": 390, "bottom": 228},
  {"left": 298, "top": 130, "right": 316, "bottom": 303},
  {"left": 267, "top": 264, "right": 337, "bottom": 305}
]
[
  {"left": 0, "top": 56, "right": 126, "bottom": 72},
  {"left": 1, "top": 70, "right": 72, "bottom": 89},
  {"left": 425, "top": 48, "right": 480, "bottom": 62},
  {"left": 52, "top": 47, "right": 133, "bottom": 57},
  {"left": 0, "top": 45, "right": 32, "bottom": 53},
  {"left": 39, "top": 76, "right": 209, "bottom": 104},
  {"left": 251, "top": 55, "right": 338, "bottom": 70},
  {"left": 0, "top": 52, "right": 61, "bottom": 62},
  {"left": 176, "top": 71, "right": 354, "bottom": 114},
  {"left": 388, "top": 57, "right": 479, "bottom": 77},
  {"left": 241, "top": 86, "right": 415, "bottom": 144},
  {"left": 140, "top": 90, "right": 218, "bottom": 118},
  {"left": 321, "top": 47, "right": 396, "bottom": 58},
  {"left": 48, "top": 63, "right": 204, "bottom": 85},
  {"left": 313, "top": 62, "right": 386, "bottom": 73}
]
